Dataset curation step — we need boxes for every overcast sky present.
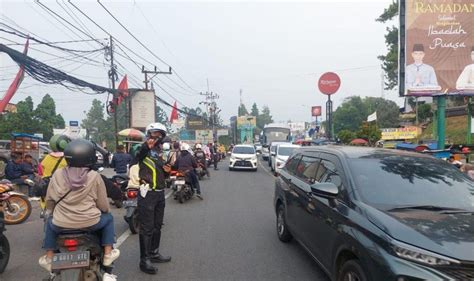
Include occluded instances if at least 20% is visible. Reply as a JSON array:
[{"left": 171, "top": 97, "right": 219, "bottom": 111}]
[{"left": 0, "top": 0, "right": 400, "bottom": 126}]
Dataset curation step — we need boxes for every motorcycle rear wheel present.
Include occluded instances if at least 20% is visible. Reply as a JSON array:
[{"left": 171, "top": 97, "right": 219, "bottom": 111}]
[
  {"left": 128, "top": 210, "right": 140, "bottom": 234},
  {"left": 178, "top": 192, "right": 184, "bottom": 204},
  {"left": 0, "top": 234, "right": 10, "bottom": 273},
  {"left": 3, "top": 194, "right": 32, "bottom": 225}
]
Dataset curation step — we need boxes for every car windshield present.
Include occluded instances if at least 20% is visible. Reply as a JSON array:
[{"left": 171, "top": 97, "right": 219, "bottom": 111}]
[
  {"left": 278, "top": 147, "right": 297, "bottom": 156},
  {"left": 348, "top": 155, "right": 474, "bottom": 211},
  {"left": 233, "top": 147, "right": 255, "bottom": 155}
]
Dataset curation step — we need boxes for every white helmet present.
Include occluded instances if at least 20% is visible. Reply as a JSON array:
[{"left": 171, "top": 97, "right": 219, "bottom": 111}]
[
  {"left": 146, "top": 122, "right": 167, "bottom": 137},
  {"left": 162, "top": 142, "right": 171, "bottom": 151},
  {"left": 180, "top": 142, "right": 190, "bottom": 151},
  {"left": 195, "top": 143, "right": 202, "bottom": 149}
]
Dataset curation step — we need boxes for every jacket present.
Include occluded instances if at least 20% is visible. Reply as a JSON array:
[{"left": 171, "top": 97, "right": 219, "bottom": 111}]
[
  {"left": 111, "top": 152, "right": 132, "bottom": 174},
  {"left": 173, "top": 150, "right": 198, "bottom": 173},
  {"left": 136, "top": 143, "right": 166, "bottom": 190},
  {"left": 46, "top": 169, "right": 109, "bottom": 229},
  {"left": 5, "top": 161, "right": 23, "bottom": 180}
]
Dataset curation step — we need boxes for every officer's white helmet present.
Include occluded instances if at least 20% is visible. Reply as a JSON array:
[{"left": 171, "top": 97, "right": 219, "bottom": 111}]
[{"left": 146, "top": 123, "right": 167, "bottom": 137}]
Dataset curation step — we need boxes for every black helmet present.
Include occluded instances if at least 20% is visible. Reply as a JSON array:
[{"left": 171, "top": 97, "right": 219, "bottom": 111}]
[{"left": 64, "top": 139, "right": 97, "bottom": 167}]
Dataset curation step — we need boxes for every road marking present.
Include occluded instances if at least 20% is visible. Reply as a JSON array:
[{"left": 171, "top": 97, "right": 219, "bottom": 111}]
[
  {"left": 114, "top": 229, "right": 131, "bottom": 248},
  {"left": 259, "top": 160, "right": 274, "bottom": 177},
  {"left": 114, "top": 189, "right": 173, "bottom": 249}
]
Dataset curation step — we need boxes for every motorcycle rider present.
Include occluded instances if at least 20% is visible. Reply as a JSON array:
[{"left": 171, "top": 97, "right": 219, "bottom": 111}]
[
  {"left": 194, "top": 143, "right": 209, "bottom": 178},
  {"left": 208, "top": 142, "right": 219, "bottom": 170},
  {"left": 173, "top": 143, "right": 203, "bottom": 199},
  {"left": 135, "top": 122, "right": 172, "bottom": 275},
  {"left": 39, "top": 139, "right": 120, "bottom": 274},
  {"left": 167, "top": 141, "right": 181, "bottom": 166},
  {"left": 111, "top": 144, "right": 132, "bottom": 177},
  {"left": 162, "top": 142, "right": 171, "bottom": 162}
]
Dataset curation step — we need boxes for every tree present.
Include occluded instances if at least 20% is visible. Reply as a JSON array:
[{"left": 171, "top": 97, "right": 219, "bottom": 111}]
[
  {"left": 34, "top": 94, "right": 65, "bottom": 140},
  {"left": 238, "top": 104, "right": 249, "bottom": 117},
  {"left": 418, "top": 103, "right": 433, "bottom": 122},
  {"left": 365, "top": 97, "right": 400, "bottom": 128},
  {"left": 377, "top": 0, "right": 399, "bottom": 90},
  {"left": 250, "top": 103, "right": 259, "bottom": 117},
  {"left": 357, "top": 123, "right": 382, "bottom": 146},
  {"left": 257, "top": 106, "right": 273, "bottom": 129},
  {"left": 337, "top": 130, "right": 356, "bottom": 144},
  {"left": 0, "top": 96, "right": 39, "bottom": 139},
  {"left": 81, "top": 99, "right": 107, "bottom": 144}
]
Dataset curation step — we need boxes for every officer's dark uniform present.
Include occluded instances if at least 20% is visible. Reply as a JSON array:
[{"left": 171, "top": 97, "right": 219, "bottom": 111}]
[{"left": 136, "top": 142, "right": 170, "bottom": 274}]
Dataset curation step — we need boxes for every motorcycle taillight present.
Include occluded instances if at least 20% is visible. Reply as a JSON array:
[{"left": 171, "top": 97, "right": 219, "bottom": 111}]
[
  {"left": 64, "top": 239, "right": 78, "bottom": 251},
  {"left": 127, "top": 190, "right": 138, "bottom": 199}
]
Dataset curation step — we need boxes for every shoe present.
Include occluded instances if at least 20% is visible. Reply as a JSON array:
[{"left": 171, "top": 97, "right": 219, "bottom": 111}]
[
  {"left": 38, "top": 255, "right": 52, "bottom": 272},
  {"left": 196, "top": 194, "right": 203, "bottom": 200},
  {"left": 103, "top": 273, "right": 118, "bottom": 281},
  {"left": 103, "top": 249, "right": 120, "bottom": 266},
  {"left": 140, "top": 259, "right": 158, "bottom": 274},
  {"left": 150, "top": 250, "right": 172, "bottom": 263}
]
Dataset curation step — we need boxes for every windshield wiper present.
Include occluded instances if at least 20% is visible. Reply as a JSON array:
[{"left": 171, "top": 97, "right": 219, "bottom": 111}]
[{"left": 387, "top": 205, "right": 468, "bottom": 212}]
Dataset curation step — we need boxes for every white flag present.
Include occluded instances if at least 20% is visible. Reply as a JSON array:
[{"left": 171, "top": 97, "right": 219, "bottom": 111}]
[{"left": 367, "top": 111, "right": 377, "bottom": 122}]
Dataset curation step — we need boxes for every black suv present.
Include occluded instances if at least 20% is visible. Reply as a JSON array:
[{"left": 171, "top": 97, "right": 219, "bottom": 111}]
[{"left": 274, "top": 146, "right": 474, "bottom": 281}]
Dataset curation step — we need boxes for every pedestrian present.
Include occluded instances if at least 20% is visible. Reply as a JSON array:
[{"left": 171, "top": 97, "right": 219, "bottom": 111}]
[
  {"left": 135, "top": 122, "right": 171, "bottom": 275},
  {"left": 111, "top": 144, "right": 132, "bottom": 177}
]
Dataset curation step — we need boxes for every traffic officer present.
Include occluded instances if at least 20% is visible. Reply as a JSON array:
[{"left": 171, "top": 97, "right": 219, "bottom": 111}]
[{"left": 135, "top": 122, "right": 171, "bottom": 275}]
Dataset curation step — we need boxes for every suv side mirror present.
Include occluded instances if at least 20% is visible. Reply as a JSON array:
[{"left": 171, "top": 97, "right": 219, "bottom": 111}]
[{"left": 310, "top": 182, "right": 338, "bottom": 199}]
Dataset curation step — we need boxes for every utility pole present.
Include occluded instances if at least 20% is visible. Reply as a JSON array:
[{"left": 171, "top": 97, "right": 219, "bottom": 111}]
[
  {"left": 200, "top": 91, "right": 220, "bottom": 142},
  {"left": 141, "top": 66, "right": 172, "bottom": 90},
  {"left": 109, "top": 36, "right": 119, "bottom": 148}
]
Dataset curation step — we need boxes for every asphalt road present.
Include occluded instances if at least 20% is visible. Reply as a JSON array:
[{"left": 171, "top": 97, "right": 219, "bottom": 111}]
[{"left": 2, "top": 161, "right": 329, "bottom": 281}]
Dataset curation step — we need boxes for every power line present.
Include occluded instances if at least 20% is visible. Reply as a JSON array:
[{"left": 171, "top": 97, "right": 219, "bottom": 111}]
[{"left": 4, "top": 38, "right": 105, "bottom": 46}]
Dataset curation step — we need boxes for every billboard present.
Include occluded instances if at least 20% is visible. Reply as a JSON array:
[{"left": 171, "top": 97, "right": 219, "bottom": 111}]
[
  {"left": 401, "top": 0, "right": 474, "bottom": 96},
  {"left": 217, "top": 129, "right": 229, "bottom": 137},
  {"left": 195, "top": 130, "right": 213, "bottom": 143},
  {"left": 186, "top": 116, "right": 205, "bottom": 130},
  {"left": 311, "top": 106, "right": 322, "bottom": 117},
  {"left": 179, "top": 130, "right": 196, "bottom": 141},
  {"left": 131, "top": 90, "right": 156, "bottom": 129},
  {"left": 237, "top": 116, "right": 256, "bottom": 129},
  {"left": 381, "top": 126, "right": 421, "bottom": 140}
]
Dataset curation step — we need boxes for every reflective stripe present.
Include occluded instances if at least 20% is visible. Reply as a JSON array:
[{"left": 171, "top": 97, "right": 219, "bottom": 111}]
[{"left": 143, "top": 157, "right": 157, "bottom": 189}]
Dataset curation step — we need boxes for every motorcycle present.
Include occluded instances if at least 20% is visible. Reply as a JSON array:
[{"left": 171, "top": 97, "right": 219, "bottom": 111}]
[
  {"left": 47, "top": 229, "right": 114, "bottom": 281},
  {"left": 108, "top": 175, "right": 129, "bottom": 209},
  {"left": 0, "top": 208, "right": 10, "bottom": 273},
  {"left": 195, "top": 162, "right": 208, "bottom": 180},
  {"left": 0, "top": 180, "right": 32, "bottom": 225},
  {"left": 123, "top": 188, "right": 139, "bottom": 234},
  {"left": 172, "top": 171, "right": 194, "bottom": 204}
]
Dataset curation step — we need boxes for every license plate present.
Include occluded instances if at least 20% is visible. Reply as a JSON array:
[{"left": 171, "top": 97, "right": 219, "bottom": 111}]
[
  {"left": 124, "top": 200, "right": 137, "bottom": 207},
  {"left": 51, "top": 251, "right": 90, "bottom": 270},
  {"left": 170, "top": 176, "right": 177, "bottom": 180},
  {"left": 175, "top": 180, "right": 185, "bottom": 185}
]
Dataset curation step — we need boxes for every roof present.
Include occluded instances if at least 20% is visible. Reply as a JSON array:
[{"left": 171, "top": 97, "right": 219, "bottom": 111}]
[
  {"left": 11, "top": 133, "right": 42, "bottom": 140},
  {"left": 297, "top": 145, "right": 434, "bottom": 160},
  {"left": 234, "top": 144, "right": 255, "bottom": 148},
  {"left": 277, "top": 143, "right": 300, "bottom": 148}
]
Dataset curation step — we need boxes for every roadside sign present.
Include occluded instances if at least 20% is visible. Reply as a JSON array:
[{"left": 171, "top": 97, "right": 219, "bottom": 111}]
[
  {"left": 69, "top": 121, "right": 79, "bottom": 127},
  {"left": 311, "top": 106, "right": 322, "bottom": 116},
  {"left": 318, "top": 72, "right": 341, "bottom": 95}
]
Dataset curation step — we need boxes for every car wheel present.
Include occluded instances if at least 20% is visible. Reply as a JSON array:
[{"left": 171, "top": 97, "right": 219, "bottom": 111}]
[
  {"left": 276, "top": 204, "right": 292, "bottom": 242},
  {"left": 337, "top": 260, "right": 367, "bottom": 281},
  {"left": 229, "top": 167, "right": 233, "bottom": 171}
]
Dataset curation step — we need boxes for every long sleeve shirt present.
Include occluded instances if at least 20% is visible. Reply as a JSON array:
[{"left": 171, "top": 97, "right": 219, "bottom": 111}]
[{"left": 456, "top": 64, "right": 474, "bottom": 90}]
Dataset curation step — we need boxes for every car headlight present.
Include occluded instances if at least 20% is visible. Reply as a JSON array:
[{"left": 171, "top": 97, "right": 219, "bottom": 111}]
[{"left": 392, "top": 240, "right": 460, "bottom": 266}]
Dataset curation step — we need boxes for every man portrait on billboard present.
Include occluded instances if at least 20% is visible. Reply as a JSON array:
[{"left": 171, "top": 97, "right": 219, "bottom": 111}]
[
  {"left": 456, "top": 47, "right": 474, "bottom": 91},
  {"left": 405, "top": 44, "right": 440, "bottom": 91}
]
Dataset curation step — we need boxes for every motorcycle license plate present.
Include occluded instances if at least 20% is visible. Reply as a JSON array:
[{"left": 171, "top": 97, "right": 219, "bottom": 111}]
[
  {"left": 170, "top": 176, "right": 177, "bottom": 180},
  {"left": 124, "top": 200, "right": 137, "bottom": 207},
  {"left": 175, "top": 180, "right": 185, "bottom": 185},
  {"left": 51, "top": 251, "right": 90, "bottom": 270}
]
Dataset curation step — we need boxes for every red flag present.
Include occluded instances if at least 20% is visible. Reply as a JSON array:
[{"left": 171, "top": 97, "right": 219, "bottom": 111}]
[
  {"left": 0, "top": 38, "right": 29, "bottom": 112},
  {"left": 170, "top": 101, "right": 178, "bottom": 123},
  {"left": 116, "top": 75, "right": 129, "bottom": 106}
]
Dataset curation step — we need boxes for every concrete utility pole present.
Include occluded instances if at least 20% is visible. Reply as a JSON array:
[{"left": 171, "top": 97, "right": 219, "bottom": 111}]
[
  {"left": 109, "top": 36, "right": 119, "bottom": 148},
  {"left": 141, "top": 66, "right": 172, "bottom": 90},
  {"left": 200, "top": 91, "right": 220, "bottom": 142}
]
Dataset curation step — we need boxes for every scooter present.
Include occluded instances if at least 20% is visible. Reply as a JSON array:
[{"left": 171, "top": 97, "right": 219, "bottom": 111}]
[
  {"left": 47, "top": 229, "right": 115, "bottom": 281},
  {"left": 0, "top": 209, "right": 10, "bottom": 273},
  {"left": 123, "top": 188, "right": 139, "bottom": 234},
  {"left": 172, "top": 171, "right": 194, "bottom": 204},
  {"left": 195, "top": 162, "right": 208, "bottom": 180},
  {"left": 0, "top": 180, "right": 32, "bottom": 225}
]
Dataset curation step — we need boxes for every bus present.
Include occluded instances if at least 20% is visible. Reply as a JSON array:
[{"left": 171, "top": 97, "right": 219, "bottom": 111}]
[{"left": 261, "top": 123, "right": 291, "bottom": 160}]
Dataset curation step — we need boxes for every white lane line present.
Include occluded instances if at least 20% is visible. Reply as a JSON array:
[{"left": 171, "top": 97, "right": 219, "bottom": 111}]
[
  {"left": 114, "top": 189, "right": 173, "bottom": 249},
  {"left": 259, "top": 161, "right": 274, "bottom": 177}
]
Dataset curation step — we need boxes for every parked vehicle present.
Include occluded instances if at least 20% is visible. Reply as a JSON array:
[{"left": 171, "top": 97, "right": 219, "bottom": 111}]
[
  {"left": 0, "top": 180, "right": 32, "bottom": 225},
  {"left": 261, "top": 123, "right": 291, "bottom": 161},
  {"left": 48, "top": 229, "right": 114, "bottom": 281},
  {"left": 269, "top": 142, "right": 290, "bottom": 170},
  {"left": 271, "top": 143, "right": 300, "bottom": 175},
  {"left": 229, "top": 145, "right": 258, "bottom": 171},
  {"left": 274, "top": 146, "right": 474, "bottom": 281},
  {"left": 123, "top": 188, "right": 139, "bottom": 234},
  {"left": 0, "top": 202, "right": 10, "bottom": 273}
]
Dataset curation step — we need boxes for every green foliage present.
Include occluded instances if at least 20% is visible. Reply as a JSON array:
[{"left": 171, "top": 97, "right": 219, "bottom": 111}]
[
  {"left": 417, "top": 103, "right": 433, "bottom": 122},
  {"left": 357, "top": 124, "right": 382, "bottom": 145},
  {"left": 377, "top": 0, "right": 399, "bottom": 90},
  {"left": 81, "top": 99, "right": 107, "bottom": 144},
  {"left": 0, "top": 96, "right": 65, "bottom": 140},
  {"left": 333, "top": 96, "right": 400, "bottom": 134},
  {"left": 250, "top": 103, "right": 259, "bottom": 117},
  {"left": 257, "top": 106, "right": 273, "bottom": 129},
  {"left": 337, "top": 130, "right": 356, "bottom": 144},
  {"left": 238, "top": 104, "right": 249, "bottom": 116}
]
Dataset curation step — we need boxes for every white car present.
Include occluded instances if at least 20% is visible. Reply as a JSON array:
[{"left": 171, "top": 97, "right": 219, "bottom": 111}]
[
  {"left": 269, "top": 142, "right": 290, "bottom": 170},
  {"left": 229, "top": 145, "right": 258, "bottom": 171},
  {"left": 272, "top": 144, "right": 300, "bottom": 175}
]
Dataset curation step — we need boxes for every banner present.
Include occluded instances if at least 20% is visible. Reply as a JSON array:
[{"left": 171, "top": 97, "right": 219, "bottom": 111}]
[
  {"left": 237, "top": 116, "right": 256, "bottom": 129},
  {"left": 130, "top": 90, "right": 156, "bottom": 129},
  {"left": 195, "top": 130, "right": 213, "bottom": 143},
  {"left": 186, "top": 116, "right": 205, "bottom": 130},
  {"left": 381, "top": 127, "right": 421, "bottom": 140},
  {"left": 403, "top": 0, "right": 474, "bottom": 96},
  {"left": 367, "top": 112, "right": 377, "bottom": 122},
  {"left": 217, "top": 129, "right": 229, "bottom": 137},
  {"left": 179, "top": 130, "right": 196, "bottom": 141}
]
